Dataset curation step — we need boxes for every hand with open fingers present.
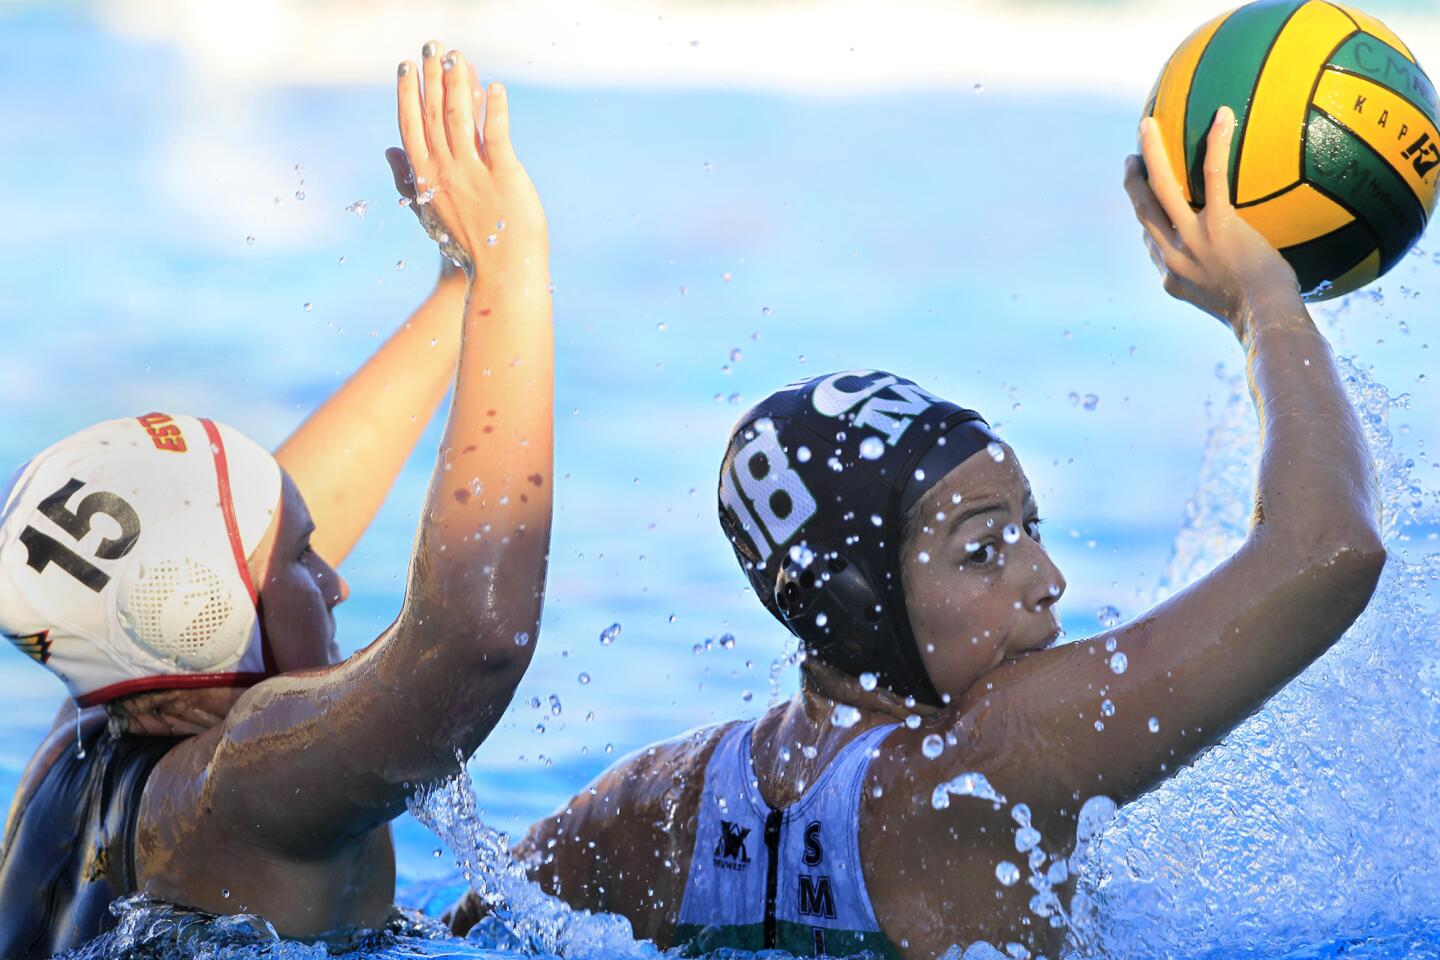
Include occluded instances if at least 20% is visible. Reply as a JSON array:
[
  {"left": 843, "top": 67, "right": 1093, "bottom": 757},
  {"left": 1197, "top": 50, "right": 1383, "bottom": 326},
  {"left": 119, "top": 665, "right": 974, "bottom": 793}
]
[
  {"left": 1124, "top": 107, "right": 1302, "bottom": 340},
  {"left": 391, "top": 42, "right": 547, "bottom": 276}
]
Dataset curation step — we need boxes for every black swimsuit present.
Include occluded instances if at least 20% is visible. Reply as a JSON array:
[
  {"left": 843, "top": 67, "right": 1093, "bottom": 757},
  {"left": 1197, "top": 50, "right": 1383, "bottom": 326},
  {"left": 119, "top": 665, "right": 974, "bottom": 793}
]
[{"left": 0, "top": 724, "right": 178, "bottom": 960}]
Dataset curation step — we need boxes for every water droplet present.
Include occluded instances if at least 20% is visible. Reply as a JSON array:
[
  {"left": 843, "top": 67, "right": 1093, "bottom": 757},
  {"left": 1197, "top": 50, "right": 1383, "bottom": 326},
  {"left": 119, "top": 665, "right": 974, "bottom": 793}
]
[
  {"left": 599, "top": 622, "right": 621, "bottom": 646},
  {"left": 932, "top": 771, "right": 1006, "bottom": 810},
  {"left": 345, "top": 200, "right": 368, "bottom": 218},
  {"left": 432, "top": 848, "right": 443, "bottom": 858},
  {"left": 832, "top": 704, "right": 862, "bottom": 728},
  {"left": 987, "top": 442, "right": 1006, "bottom": 462},
  {"left": 1147, "top": 716, "right": 1160, "bottom": 734},
  {"left": 1100, "top": 698, "right": 1115, "bottom": 717},
  {"left": 719, "top": 633, "right": 736, "bottom": 650},
  {"left": 221, "top": 888, "right": 231, "bottom": 899},
  {"left": 1002, "top": 523, "right": 1021, "bottom": 544},
  {"left": 859, "top": 436, "right": 885, "bottom": 460},
  {"left": 995, "top": 861, "right": 1020, "bottom": 886},
  {"left": 577, "top": 672, "right": 591, "bottom": 685},
  {"left": 796, "top": 446, "right": 812, "bottom": 463},
  {"left": 1082, "top": 394, "right": 1099, "bottom": 411},
  {"left": 303, "top": 302, "right": 313, "bottom": 312},
  {"left": 741, "top": 690, "right": 754, "bottom": 702},
  {"left": 859, "top": 672, "right": 878, "bottom": 691},
  {"left": 815, "top": 612, "right": 829, "bottom": 628},
  {"left": 762, "top": 306, "right": 772, "bottom": 316},
  {"left": 922, "top": 734, "right": 945, "bottom": 759},
  {"left": 486, "top": 233, "right": 498, "bottom": 246},
  {"left": 722, "top": 272, "right": 733, "bottom": 283},
  {"left": 729, "top": 347, "right": 743, "bottom": 363},
  {"left": 913, "top": 468, "right": 926, "bottom": 482},
  {"left": 514, "top": 631, "right": 531, "bottom": 646},
  {"left": 973, "top": 82, "right": 986, "bottom": 94},
  {"left": 917, "top": 550, "right": 931, "bottom": 564},
  {"left": 548, "top": 694, "right": 562, "bottom": 716},
  {"left": 1096, "top": 605, "right": 1121, "bottom": 628},
  {"left": 1014, "top": 826, "right": 1042, "bottom": 852},
  {"left": 245, "top": 235, "right": 256, "bottom": 246},
  {"left": 1077, "top": 795, "right": 1118, "bottom": 842},
  {"left": 294, "top": 190, "right": 306, "bottom": 201},
  {"left": 905, "top": 714, "right": 921, "bottom": 729},
  {"left": 1109, "top": 652, "right": 1128, "bottom": 674}
]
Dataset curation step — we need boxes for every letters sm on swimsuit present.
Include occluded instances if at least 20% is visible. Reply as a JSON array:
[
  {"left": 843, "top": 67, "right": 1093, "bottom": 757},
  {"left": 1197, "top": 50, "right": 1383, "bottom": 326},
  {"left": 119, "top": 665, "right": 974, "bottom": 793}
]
[{"left": 675, "top": 721, "right": 901, "bottom": 960}]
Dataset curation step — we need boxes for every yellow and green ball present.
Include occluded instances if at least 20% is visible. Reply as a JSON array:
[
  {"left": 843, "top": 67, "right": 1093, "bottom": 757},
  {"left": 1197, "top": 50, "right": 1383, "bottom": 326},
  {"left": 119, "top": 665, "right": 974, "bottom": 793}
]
[{"left": 1147, "top": 0, "right": 1438, "bottom": 300}]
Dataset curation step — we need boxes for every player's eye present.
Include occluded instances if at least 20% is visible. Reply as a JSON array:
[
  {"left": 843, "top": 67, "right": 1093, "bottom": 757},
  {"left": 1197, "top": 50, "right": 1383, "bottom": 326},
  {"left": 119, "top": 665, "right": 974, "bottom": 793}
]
[{"left": 965, "top": 541, "right": 999, "bottom": 567}]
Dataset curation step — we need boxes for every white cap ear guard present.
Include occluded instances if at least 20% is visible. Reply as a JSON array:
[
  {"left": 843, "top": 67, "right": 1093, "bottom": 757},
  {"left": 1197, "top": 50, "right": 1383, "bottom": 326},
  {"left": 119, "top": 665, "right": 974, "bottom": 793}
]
[{"left": 0, "top": 414, "right": 282, "bottom": 706}]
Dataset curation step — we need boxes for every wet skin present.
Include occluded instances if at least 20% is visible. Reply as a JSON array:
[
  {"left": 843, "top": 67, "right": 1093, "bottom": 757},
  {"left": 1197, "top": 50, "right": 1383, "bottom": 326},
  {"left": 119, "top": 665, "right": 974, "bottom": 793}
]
[
  {"left": 464, "top": 110, "right": 1389, "bottom": 957},
  {"left": 3, "top": 42, "right": 554, "bottom": 940}
]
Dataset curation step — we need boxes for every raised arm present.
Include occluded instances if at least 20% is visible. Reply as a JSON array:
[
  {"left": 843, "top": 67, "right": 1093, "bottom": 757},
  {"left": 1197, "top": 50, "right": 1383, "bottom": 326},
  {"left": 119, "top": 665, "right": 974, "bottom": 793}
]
[
  {"left": 150, "top": 46, "right": 553, "bottom": 862},
  {"left": 273, "top": 258, "right": 464, "bottom": 567},
  {"left": 928, "top": 108, "right": 1385, "bottom": 826}
]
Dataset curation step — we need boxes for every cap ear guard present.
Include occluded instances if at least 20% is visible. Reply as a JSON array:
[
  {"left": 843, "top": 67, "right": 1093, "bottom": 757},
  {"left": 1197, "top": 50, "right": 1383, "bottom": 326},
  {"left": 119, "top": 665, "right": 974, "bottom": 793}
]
[{"left": 774, "top": 544, "right": 895, "bottom": 684}]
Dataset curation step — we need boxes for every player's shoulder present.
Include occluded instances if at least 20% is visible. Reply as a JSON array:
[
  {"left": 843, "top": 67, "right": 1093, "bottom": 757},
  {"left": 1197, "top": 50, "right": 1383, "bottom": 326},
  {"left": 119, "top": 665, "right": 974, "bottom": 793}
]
[{"left": 604, "top": 719, "right": 742, "bottom": 809}]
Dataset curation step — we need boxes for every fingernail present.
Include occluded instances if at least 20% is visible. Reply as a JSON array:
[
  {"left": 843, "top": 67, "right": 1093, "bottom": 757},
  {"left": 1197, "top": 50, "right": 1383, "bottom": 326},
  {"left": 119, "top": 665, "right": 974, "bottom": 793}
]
[
  {"left": 398, "top": 62, "right": 410, "bottom": 77},
  {"left": 422, "top": 41, "right": 439, "bottom": 58},
  {"left": 490, "top": 82, "right": 502, "bottom": 96},
  {"left": 442, "top": 55, "right": 455, "bottom": 72}
]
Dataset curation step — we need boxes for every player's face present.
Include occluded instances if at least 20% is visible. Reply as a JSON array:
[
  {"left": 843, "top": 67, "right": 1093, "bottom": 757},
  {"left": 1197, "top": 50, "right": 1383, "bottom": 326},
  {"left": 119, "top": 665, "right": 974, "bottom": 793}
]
[
  {"left": 900, "top": 445, "right": 1065, "bottom": 702},
  {"left": 248, "top": 473, "right": 347, "bottom": 673}
]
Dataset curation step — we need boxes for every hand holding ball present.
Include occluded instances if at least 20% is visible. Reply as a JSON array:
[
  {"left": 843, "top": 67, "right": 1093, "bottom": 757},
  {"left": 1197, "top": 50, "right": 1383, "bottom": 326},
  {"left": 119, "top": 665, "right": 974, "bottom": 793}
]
[{"left": 1147, "top": 0, "right": 1438, "bottom": 300}]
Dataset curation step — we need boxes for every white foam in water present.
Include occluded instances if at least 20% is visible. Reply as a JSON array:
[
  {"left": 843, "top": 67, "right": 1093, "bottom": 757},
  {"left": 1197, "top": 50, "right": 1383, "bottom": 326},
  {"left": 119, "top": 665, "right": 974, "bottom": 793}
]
[
  {"left": 408, "top": 765, "right": 659, "bottom": 960},
  {"left": 1071, "top": 354, "right": 1440, "bottom": 958}
]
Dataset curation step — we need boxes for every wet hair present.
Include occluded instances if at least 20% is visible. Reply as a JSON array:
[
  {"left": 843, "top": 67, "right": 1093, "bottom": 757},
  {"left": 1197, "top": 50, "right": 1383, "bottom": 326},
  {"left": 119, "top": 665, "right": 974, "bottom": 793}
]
[{"left": 717, "top": 370, "right": 999, "bottom": 706}]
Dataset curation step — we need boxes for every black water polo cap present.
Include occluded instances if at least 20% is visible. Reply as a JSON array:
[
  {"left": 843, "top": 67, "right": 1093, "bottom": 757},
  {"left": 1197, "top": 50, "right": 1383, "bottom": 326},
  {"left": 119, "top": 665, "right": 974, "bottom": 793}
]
[{"left": 717, "top": 370, "right": 1000, "bottom": 706}]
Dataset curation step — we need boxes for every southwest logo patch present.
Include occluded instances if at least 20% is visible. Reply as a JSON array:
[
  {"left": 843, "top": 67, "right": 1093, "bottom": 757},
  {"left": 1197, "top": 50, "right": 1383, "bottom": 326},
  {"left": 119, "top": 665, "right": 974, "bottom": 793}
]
[
  {"left": 712, "top": 819, "right": 752, "bottom": 871},
  {"left": 6, "top": 630, "right": 51, "bottom": 664}
]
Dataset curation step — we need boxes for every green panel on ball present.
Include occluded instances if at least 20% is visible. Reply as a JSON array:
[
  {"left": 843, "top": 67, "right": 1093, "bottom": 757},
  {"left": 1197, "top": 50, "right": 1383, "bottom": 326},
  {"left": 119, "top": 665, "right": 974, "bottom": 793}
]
[
  {"left": 1279, "top": 216, "right": 1378, "bottom": 295},
  {"left": 1304, "top": 108, "right": 1426, "bottom": 271},
  {"left": 1327, "top": 32, "right": 1440, "bottom": 126},
  {"left": 1185, "top": 0, "right": 1310, "bottom": 205}
]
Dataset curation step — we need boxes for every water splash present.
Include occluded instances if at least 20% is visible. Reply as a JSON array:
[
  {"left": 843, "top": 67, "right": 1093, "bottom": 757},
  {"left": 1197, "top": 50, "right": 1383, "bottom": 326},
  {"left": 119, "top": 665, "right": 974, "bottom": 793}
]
[
  {"left": 408, "top": 768, "right": 658, "bottom": 959},
  {"left": 1072, "top": 355, "right": 1440, "bottom": 958}
]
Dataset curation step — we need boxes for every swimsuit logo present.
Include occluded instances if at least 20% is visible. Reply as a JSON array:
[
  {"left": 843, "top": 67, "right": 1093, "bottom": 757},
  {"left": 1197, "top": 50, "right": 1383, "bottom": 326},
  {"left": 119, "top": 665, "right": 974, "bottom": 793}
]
[
  {"left": 802, "top": 820, "right": 824, "bottom": 866},
  {"left": 712, "top": 819, "right": 752, "bottom": 872},
  {"left": 798, "top": 873, "right": 837, "bottom": 919},
  {"left": 5, "top": 630, "right": 51, "bottom": 664}
]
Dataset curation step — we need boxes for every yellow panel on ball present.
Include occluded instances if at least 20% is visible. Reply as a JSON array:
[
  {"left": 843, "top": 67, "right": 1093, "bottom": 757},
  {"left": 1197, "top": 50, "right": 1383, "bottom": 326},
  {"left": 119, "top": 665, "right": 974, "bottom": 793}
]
[
  {"left": 1150, "top": 11, "right": 1230, "bottom": 206},
  {"left": 1236, "top": 0, "right": 1358, "bottom": 205},
  {"left": 1333, "top": 3, "right": 1417, "bottom": 62},
  {"left": 1237, "top": 182, "right": 1356, "bottom": 248}
]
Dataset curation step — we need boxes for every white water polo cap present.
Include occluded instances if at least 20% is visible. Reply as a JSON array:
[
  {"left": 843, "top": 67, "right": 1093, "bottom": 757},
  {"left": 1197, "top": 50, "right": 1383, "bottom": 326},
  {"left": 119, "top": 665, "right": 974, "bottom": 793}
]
[{"left": 0, "top": 414, "right": 282, "bottom": 706}]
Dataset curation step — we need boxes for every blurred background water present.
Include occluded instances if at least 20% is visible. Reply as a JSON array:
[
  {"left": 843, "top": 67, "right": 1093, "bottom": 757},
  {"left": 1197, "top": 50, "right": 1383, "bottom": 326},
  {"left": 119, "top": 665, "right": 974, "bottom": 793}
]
[{"left": 3, "top": 1, "right": 1440, "bottom": 957}]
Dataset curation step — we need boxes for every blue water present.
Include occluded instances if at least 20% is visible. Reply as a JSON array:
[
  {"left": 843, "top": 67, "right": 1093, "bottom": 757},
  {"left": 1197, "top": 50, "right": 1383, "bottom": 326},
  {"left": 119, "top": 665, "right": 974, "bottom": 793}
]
[{"left": 4, "top": 3, "right": 1440, "bottom": 958}]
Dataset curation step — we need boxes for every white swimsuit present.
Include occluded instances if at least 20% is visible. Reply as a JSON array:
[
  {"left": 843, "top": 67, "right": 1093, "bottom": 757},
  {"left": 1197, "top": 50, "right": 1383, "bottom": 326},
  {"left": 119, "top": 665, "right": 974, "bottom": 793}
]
[{"left": 674, "top": 720, "right": 901, "bottom": 958}]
